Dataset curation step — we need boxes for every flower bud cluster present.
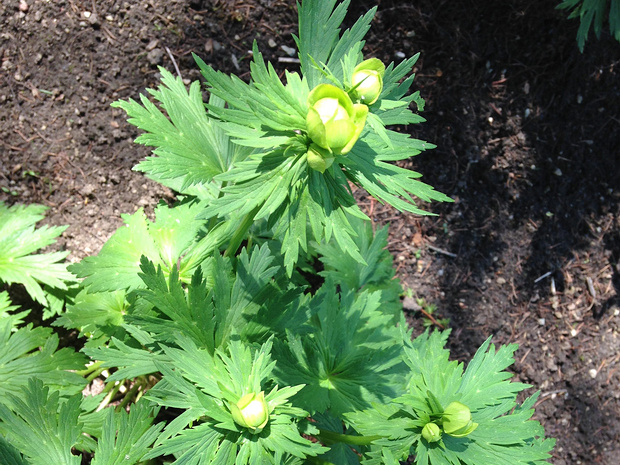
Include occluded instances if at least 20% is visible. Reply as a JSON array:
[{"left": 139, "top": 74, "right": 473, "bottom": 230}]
[
  {"left": 304, "top": 58, "right": 386, "bottom": 172},
  {"left": 421, "top": 401, "right": 478, "bottom": 443},
  {"left": 306, "top": 84, "right": 368, "bottom": 157}
]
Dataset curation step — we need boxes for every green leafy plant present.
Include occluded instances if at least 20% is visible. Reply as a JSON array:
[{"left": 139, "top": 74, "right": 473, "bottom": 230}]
[
  {"left": 557, "top": 0, "right": 620, "bottom": 51},
  {"left": 416, "top": 296, "right": 450, "bottom": 329},
  {"left": 0, "top": 1, "right": 554, "bottom": 464}
]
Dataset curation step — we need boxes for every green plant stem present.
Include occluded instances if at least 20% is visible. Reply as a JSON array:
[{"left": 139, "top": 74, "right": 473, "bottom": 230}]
[
  {"left": 96, "top": 380, "right": 124, "bottom": 412},
  {"left": 224, "top": 205, "right": 260, "bottom": 258},
  {"left": 118, "top": 377, "right": 143, "bottom": 409},
  {"left": 316, "top": 429, "right": 384, "bottom": 447},
  {"left": 85, "top": 367, "right": 107, "bottom": 383},
  {"left": 75, "top": 360, "right": 103, "bottom": 377},
  {"left": 207, "top": 181, "right": 228, "bottom": 231}
]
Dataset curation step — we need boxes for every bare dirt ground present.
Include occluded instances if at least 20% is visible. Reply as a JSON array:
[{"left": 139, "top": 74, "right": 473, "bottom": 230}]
[{"left": 1, "top": 1, "right": 619, "bottom": 463}]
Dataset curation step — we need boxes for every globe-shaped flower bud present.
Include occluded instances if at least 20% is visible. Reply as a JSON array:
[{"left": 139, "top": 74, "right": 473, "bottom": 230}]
[
  {"left": 306, "top": 84, "right": 368, "bottom": 155},
  {"left": 350, "top": 58, "right": 385, "bottom": 105},
  {"left": 421, "top": 422, "right": 442, "bottom": 443},
  {"left": 230, "top": 391, "right": 269, "bottom": 434},
  {"left": 442, "top": 401, "right": 478, "bottom": 437},
  {"left": 306, "top": 143, "right": 334, "bottom": 173}
]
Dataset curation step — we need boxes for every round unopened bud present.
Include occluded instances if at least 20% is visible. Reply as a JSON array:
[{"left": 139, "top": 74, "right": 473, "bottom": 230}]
[
  {"left": 306, "top": 84, "right": 368, "bottom": 155},
  {"left": 230, "top": 391, "right": 269, "bottom": 434},
  {"left": 442, "top": 401, "right": 478, "bottom": 437},
  {"left": 421, "top": 422, "right": 442, "bottom": 443},
  {"left": 306, "top": 143, "right": 334, "bottom": 173},
  {"left": 350, "top": 58, "right": 385, "bottom": 105},
  {"left": 313, "top": 97, "right": 349, "bottom": 124}
]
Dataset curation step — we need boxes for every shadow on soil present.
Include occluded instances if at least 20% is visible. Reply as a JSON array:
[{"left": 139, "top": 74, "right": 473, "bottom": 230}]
[{"left": 346, "top": 0, "right": 620, "bottom": 463}]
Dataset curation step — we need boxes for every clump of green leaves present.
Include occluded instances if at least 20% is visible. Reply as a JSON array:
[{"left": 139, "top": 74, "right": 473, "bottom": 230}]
[
  {"left": 0, "top": 1, "right": 554, "bottom": 464},
  {"left": 417, "top": 296, "right": 450, "bottom": 329}
]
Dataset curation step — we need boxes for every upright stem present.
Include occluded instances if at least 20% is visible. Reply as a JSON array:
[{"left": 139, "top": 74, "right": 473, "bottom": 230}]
[
  {"left": 96, "top": 381, "right": 124, "bottom": 412},
  {"left": 224, "top": 205, "right": 260, "bottom": 258},
  {"left": 86, "top": 366, "right": 107, "bottom": 383},
  {"left": 118, "top": 378, "right": 144, "bottom": 409},
  {"left": 207, "top": 181, "right": 228, "bottom": 231},
  {"left": 75, "top": 360, "right": 103, "bottom": 377}
]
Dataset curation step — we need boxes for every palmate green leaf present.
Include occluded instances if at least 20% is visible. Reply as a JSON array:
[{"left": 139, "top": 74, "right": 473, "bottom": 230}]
[
  {"left": 273, "top": 281, "right": 404, "bottom": 416},
  {"left": 355, "top": 443, "right": 410, "bottom": 465},
  {"left": 239, "top": 281, "right": 309, "bottom": 345},
  {"left": 145, "top": 338, "right": 324, "bottom": 465},
  {"left": 131, "top": 244, "right": 290, "bottom": 350},
  {"left": 87, "top": 245, "right": 291, "bottom": 384},
  {"left": 402, "top": 329, "right": 462, "bottom": 406},
  {"left": 295, "top": 0, "right": 376, "bottom": 88},
  {"left": 196, "top": 44, "right": 307, "bottom": 140},
  {"left": 348, "top": 327, "right": 554, "bottom": 465},
  {"left": 219, "top": 245, "right": 284, "bottom": 342},
  {"left": 295, "top": 0, "right": 347, "bottom": 88},
  {"left": 457, "top": 338, "right": 532, "bottom": 414},
  {"left": 248, "top": 45, "right": 308, "bottom": 127},
  {"left": 380, "top": 55, "right": 421, "bottom": 102},
  {"left": 273, "top": 173, "right": 368, "bottom": 274},
  {"left": 53, "top": 288, "right": 127, "bottom": 347},
  {"left": 0, "top": 202, "right": 73, "bottom": 306},
  {"left": 152, "top": 419, "right": 310, "bottom": 465},
  {"left": 557, "top": 0, "right": 620, "bottom": 51},
  {"left": 68, "top": 208, "right": 158, "bottom": 292},
  {"left": 201, "top": 151, "right": 306, "bottom": 221},
  {"left": 344, "top": 131, "right": 451, "bottom": 216},
  {"left": 327, "top": 8, "right": 376, "bottom": 83},
  {"left": 375, "top": 94, "right": 426, "bottom": 126},
  {"left": 130, "top": 258, "right": 217, "bottom": 352},
  {"left": 315, "top": 215, "right": 402, "bottom": 320},
  {"left": 0, "top": 320, "right": 86, "bottom": 409},
  {"left": 146, "top": 421, "right": 230, "bottom": 465},
  {"left": 91, "top": 402, "right": 163, "bottom": 465},
  {"left": 346, "top": 401, "right": 415, "bottom": 445},
  {"left": 68, "top": 200, "right": 221, "bottom": 293},
  {"left": 0, "top": 290, "right": 29, "bottom": 328},
  {"left": 77, "top": 392, "right": 110, "bottom": 452},
  {"left": 0, "top": 435, "right": 29, "bottom": 465},
  {"left": 112, "top": 68, "right": 252, "bottom": 196},
  {"left": 84, "top": 332, "right": 167, "bottom": 382},
  {"left": 40, "top": 280, "right": 80, "bottom": 320},
  {"left": 201, "top": 150, "right": 369, "bottom": 274},
  {"left": 0, "top": 379, "right": 82, "bottom": 465}
]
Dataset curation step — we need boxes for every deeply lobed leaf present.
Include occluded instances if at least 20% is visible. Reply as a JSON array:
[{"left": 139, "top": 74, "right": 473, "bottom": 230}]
[{"left": 0, "top": 202, "right": 73, "bottom": 306}]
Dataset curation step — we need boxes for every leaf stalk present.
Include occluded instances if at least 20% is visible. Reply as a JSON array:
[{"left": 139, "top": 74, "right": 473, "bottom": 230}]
[
  {"left": 224, "top": 204, "right": 261, "bottom": 258},
  {"left": 316, "top": 429, "right": 384, "bottom": 447}
]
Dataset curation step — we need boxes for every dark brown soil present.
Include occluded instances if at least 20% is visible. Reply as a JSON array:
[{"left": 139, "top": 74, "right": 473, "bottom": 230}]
[{"left": 1, "top": 1, "right": 619, "bottom": 463}]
